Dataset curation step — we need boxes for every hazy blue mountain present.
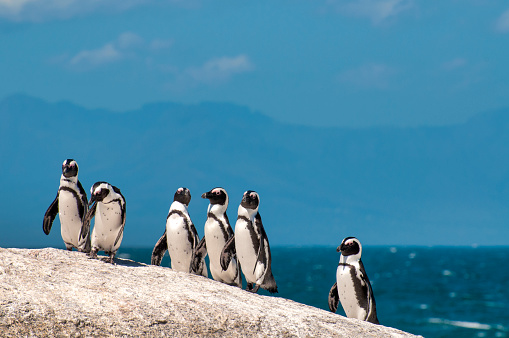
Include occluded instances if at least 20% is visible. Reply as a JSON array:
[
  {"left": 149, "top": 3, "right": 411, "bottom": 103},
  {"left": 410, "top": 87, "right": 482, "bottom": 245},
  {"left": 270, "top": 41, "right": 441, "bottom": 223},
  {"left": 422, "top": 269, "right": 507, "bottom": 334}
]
[{"left": 1, "top": 94, "right": 508, "bottom": 248}]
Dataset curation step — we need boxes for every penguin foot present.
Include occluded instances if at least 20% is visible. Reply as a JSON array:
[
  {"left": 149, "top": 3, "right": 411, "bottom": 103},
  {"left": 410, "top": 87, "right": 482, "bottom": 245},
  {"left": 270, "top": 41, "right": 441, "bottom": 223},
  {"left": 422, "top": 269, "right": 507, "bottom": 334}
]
[
  {"left": 88, "top": 248, "right": 99, "bottom": 260},
  {"left": 246, "top": 283, "right": 260, "bottom": 293},
  {"left": 77, "top": 248, "right": 90, "bottom": 254},
  {"left": 100, "top": 257, "right": 115, "bottom": 264},
  {"left": 104, "top": 251, "right": 116, "bottom": 264}
]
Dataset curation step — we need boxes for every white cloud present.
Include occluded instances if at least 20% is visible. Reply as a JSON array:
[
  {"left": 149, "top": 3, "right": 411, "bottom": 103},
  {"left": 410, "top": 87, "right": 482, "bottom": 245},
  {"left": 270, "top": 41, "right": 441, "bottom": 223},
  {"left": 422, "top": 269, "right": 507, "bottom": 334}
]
[
  {"left": 495, "top": 8, "right": 509, "bottom": 33},
  {"left": 0, "top": 0, "right": 146, "bottom": 22},
  {"left": 338, "top": 63, "right": 396, "bottom": 89},
  {"left": 62, "top": 32, "right": 173, "bottom": 71},
  {"left": 69, "top": 44, "right": 121, "bottom": 68},
  {"left": 186, "top": 55, "right": 254, "bottom": 85},
  {"left": 325, "top": 0, "right": 414, "bottom": 25},
  {"left": 0, "top": 0, "right": 33, "bottom": 16},
  {"left": 66, "top": 32, "right": 144, "bottom": 70},
  {"left": 162, "top": 55, "right": 255, "bottom": 93},
  {"left": 116, "top": 32, "right": 144, "bottom": 49}
]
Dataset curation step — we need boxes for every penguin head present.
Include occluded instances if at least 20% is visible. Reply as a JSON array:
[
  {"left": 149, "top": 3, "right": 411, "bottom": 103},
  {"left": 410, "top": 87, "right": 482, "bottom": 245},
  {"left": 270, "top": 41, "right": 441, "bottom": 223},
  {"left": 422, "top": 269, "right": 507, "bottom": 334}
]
[
  {"left": 174, "top": 187, "right": 191, "bottom": 206},
  {"left": 61, "top": 159, "right": 78, "bottom": 179},
  {"left": 89, "top": 181, "right": 113, "bottom": 206},
  {"left": 201, "top": 187, "right": 228, "bottom": 206},
  {"left": 338, "top": 237, "right": 362, "bottom": 261},
  {"left": 240, "top": 190, "right": 260, "bottom": 210}
]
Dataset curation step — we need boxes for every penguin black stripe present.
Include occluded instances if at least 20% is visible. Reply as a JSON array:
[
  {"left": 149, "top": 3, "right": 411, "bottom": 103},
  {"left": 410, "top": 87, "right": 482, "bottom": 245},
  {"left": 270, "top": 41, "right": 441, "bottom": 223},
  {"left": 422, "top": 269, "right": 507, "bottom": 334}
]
[
  {"left": 343, "top": 262, "right": 371, "bottom": 319},
  {"left": 167, "top": 209, "right": 195, "bottom": 247},
  {"left": 237, "top": 215, "right": 260, "bottom": 255},
  {"left": 237, "top": 215, "right": 250, "bottom": 223},
  {"left": 58, "top": 186, "right": 86, "bottom": 220},
  {"left": 103, "top": 198, "right": 126, "bottom": 224},
  {"left": 207, "top": 212, "right": 230, "bottom": 242}
]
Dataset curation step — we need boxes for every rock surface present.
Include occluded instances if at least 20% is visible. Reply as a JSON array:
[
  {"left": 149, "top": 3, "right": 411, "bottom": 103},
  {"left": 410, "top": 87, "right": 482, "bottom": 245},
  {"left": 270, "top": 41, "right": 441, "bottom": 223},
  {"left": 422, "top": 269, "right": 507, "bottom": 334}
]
[{"left": 0, "top": 247, "right": 419, "bottom": 337}]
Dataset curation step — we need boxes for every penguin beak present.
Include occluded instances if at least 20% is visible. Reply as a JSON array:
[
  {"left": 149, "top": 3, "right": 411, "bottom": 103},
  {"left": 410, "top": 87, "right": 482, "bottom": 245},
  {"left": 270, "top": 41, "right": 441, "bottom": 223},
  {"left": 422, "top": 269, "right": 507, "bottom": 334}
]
[
  {"left": 62, "top": 166, "right": 72, "bottom": 177},
  {"left": 89, "top": 190, "right": 104, "bottom": 206},
  {"left": 62, "top": 162, "right": 78, "bottom": 178},
  {"left": 88, "top": 194, "right": 98, "bottom": 207},
  {"left": 336, "top": 245, "right": 341, "bottom": 253},
  {"left": 201, "top": 192, "right": 210, "bottom": 199}
]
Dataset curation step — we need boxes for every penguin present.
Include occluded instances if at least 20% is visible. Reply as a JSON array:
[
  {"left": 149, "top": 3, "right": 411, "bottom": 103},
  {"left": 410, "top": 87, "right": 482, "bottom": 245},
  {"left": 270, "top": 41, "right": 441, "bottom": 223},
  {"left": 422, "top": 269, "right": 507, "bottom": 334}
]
[
  {"left": 328, "top": 237, "right": 379, "bottom": 324},
  {"left": 221, "top": 190, "right": 277, "bottom": 293},
  {"left": 83, "top": 181, "right": 126, "bottom": 264},
  {"left": 151, "top": 187, "right": 207, "bottom": 277},
  {"left": 43, "top": 159, "right": 91, "bottom": 252},
  {"left": 192, "top": 187, "right": 242, "bottom": 287}
]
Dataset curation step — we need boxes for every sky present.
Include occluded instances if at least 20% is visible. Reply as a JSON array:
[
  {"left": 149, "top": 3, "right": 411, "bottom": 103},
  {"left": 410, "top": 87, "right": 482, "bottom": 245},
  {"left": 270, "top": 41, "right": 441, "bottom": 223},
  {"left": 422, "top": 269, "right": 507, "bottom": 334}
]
[{"left": 1, "top": 1, "right": 509, "bottom": 128}]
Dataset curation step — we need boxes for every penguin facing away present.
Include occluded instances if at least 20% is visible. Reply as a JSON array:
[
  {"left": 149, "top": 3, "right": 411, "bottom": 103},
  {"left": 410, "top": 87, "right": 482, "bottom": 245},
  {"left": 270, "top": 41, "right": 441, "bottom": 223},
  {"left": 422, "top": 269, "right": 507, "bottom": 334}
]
[
  {"left": 83, "top": 181, "right": 126, "bottom": 264},
  {"left": 151, "top": 187, "right": 207, "bottom": 277},
  {"left": 221, "top": 190, "right": 278, "bottom": 293},
  {"left": 328, "top": 237, "right": 379, "bottom": 324},
  {"left": 43, "top": 159, "right": 91, "bottom": 252},
  {"left": 192, "top": 187, "right": 242, "bottom": 287}
]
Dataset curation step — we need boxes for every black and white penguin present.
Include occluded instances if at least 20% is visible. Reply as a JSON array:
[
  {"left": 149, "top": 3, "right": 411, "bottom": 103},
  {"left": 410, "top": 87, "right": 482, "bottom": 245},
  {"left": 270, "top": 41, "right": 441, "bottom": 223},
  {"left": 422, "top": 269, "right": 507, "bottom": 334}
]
[
  {"left": 328, "top": 237, "right": 379, "bottom": 324},
  {"left": 151, "top": 187, "right": 207, "bottom": 277},
  {"left": 192, "top": 187, "right": 242, "bottom": 287},
  {"left": 221, "top": 190, "right": 277, "bottom": 293},
  {"left": 83, "top": 181, "right": 126, "bottom": 264},
  {"left": 43, "top": 159, "right": 91, "bottom": 252}
]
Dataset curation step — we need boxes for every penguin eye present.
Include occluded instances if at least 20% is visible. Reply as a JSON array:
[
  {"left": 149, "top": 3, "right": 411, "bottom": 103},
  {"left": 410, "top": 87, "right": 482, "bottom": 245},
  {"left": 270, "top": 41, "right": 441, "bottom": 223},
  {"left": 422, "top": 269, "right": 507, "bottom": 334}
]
[{"left": 215, "top": 191, "right": 220, "bottom": 195}]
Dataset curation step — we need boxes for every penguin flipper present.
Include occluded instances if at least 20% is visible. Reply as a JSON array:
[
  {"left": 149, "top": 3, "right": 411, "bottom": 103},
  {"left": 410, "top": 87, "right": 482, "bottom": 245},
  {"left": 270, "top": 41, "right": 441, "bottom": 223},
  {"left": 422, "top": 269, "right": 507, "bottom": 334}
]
[
  {"left": 82, "top": 201, "right": 97, "bottom": 241},
  {"left": 77, "top": 180, "right": 88, "bottom": 221},
  {"left": 78, "top": 217, "right": 91, "bottom": 248},
  {"left": 189, "top": 222, "right": 200, "bottom": 245},
  {"left": 84, "top": 202, "right": 97, "bottom": 226},
  {"left": 328, "top": 282, "right": 339, "bottom": 313},
  {"left": 220, "top": 235, "right": 235, "bottom": 271},
  {"left": 79, "top": 204, "right": 92, "bottom": 242},
  {"left": 359, "top": 260, "right": 379, "bottom": 324},
  {"left": 43, "top": 193, "right": 59, "bottom": 235},
  {"left": 113, "top": 221, "right": 125, "bottom": 247},
  {"left": 151, "top": 231, "right": 168, "bottom": 266},
  {"left": 188, "top": 223, "right": 202, "bottom": 274},
  {"left": 114, "top": 196, "right": 127, "bottom": 247},
  {"left": 253, "top": 213, "right": 268, "bottom": 277},
  {"left": 253, "top": 214, "right": 278, "bottom": 293},
  {"left": 192, "top": 237, "right": 207, "bottom": 272}
]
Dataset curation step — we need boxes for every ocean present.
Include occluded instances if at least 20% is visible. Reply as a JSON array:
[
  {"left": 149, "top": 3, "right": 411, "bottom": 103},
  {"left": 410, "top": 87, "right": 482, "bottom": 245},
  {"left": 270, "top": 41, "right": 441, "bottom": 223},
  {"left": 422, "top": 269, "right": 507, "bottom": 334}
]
[{"left": 115, "top": 246, "right": 509, "bottom": 337}]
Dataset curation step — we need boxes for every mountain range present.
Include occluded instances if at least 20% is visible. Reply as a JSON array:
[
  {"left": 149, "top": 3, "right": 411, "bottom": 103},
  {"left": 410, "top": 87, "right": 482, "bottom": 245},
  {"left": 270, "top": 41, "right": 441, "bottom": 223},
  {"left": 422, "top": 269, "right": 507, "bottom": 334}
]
[{"left": 1, "top": 94, "right": 508, "bottom": 247}]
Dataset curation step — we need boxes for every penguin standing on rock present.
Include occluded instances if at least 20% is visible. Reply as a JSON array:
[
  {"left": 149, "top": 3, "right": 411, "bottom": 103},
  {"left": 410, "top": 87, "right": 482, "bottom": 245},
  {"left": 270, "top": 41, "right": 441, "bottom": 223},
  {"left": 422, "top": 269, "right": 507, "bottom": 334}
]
[
  {"left": 192, "top": 187, "right": 241, "bottom": 287},
  {"left": 83, "top": 181, "right": 126, "bottom": 264},
  {"left": 221, "top": 190, "right": 278, "bottom": 293},
  {"left": 43, "top": 159, "right": 91, "bottom": 252},
  {"left": 151, "top": 187, "right": 207, "bottom": 277},
  {"left": 328, "top": 237, "right": 379, "bottom": 324}
]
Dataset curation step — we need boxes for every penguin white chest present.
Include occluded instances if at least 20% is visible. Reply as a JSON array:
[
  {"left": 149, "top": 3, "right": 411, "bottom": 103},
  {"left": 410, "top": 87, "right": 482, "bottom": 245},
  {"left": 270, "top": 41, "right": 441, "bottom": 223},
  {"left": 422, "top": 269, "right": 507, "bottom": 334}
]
[
  {"left": 336, "top": 265, "right": 367, "bottom": 320},
  {"left": 204, "top": 216, "right": 239, "bottom": 283},
  {"left": 91, "top": 202, "right": 123, "bottom": 252},
  {"left": 235, "top": 219, "right": 258, "bottom": 281},
  {"left": 166, "top": 214, "right": 194, "bottom": 271},
  {"left": 58, "top": 190, "right": 82, "bottom": 246},
  {"left": 204, "top": 218, "right": 227, "bottom": 267}
]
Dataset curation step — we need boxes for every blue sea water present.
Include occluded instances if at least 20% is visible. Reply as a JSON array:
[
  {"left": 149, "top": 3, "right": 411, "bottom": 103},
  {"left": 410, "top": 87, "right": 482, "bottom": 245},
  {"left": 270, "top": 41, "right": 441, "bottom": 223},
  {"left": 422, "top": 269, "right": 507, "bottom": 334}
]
[{"left": 114, "top": 246, "right": 509, "bottom": 337}]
